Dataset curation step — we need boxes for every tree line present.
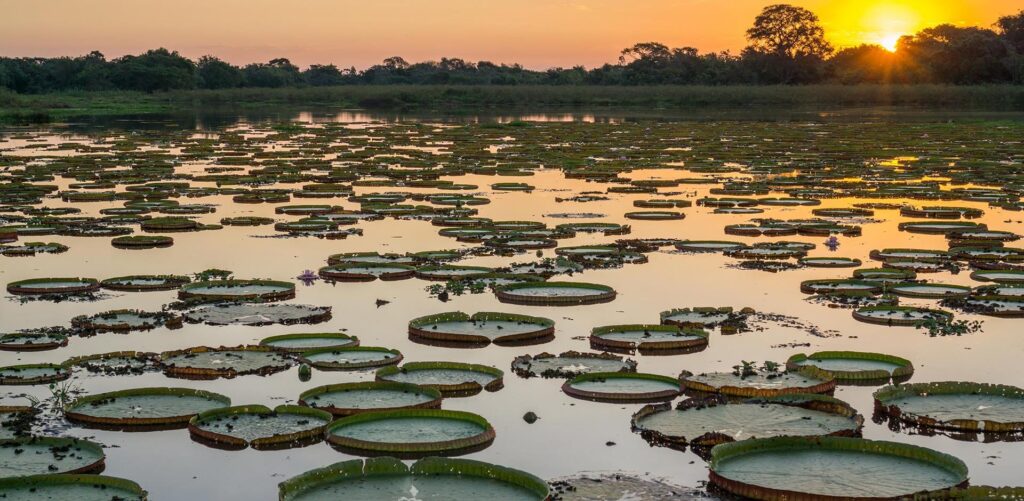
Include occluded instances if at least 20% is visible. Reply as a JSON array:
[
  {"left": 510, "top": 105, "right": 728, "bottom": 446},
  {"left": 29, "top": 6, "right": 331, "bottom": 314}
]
[{"left": 2, "top": 4, "right": 1024, "bottom": 93}]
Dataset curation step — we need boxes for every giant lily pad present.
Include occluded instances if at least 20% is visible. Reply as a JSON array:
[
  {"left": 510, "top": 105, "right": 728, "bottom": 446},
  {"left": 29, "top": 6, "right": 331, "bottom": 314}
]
[
  {"left": 494, "top": 282, "right": 616, "bottom": 306},
  {"left": 787, "top": 351, "right": 913, "bottom": 384},
  {"left": 0, "top": 364, "right": 69, "bottom": 385},
  {"left": 278, "top": 457, "right": 548, "bottom": 500},
  {"left": 511, "top": 351, "right": 637, "bottom": 379},
  {"left": 65, "top": 387, "right": 230, "bottom": 429},
  {"left": 874, "top": 382, "right": 1024, "bottom": 434},
  {"left": 178, "top": 279, "right": 296, "bottom": 301},
  {"left": 160, "top": 345, "right": 293, "bottom": 379},
  {"left": 0, "top": 474, "right": 147, "bottom": 501},
  {"left": 852, "top": 306, "right": 954, "bottom": 326},
  {"left": 259, "top": 333, "right": 359, "bottom": 352},
  {"left": 408, "top": 311, "right": 554, "bottom": 346},
  {"left": 0, "top": 437, "right": 106, "bottom": 476},
  {"left": 325, "top": 409, "right": 495, "bottom": 458},
  {"left": 709, "top": 436, "right": 967, "bottom": 499},
  {"left": 6, "top": 277, "right": 99, "bottom": 296},
  {"left": 188, "top": 404, "right": 332, "bottom": 450},
  {"left": 562, "top": 372, "right": 683, "bottom": 403},
  {"left": 299, "top": 346, "right": 402, "bottom": 370},
  {"left": 680, "top": 366, "right": 835, "bottom": 398},
  {"left": 100, "top": 274, "right": 190, "bottom": 292},
  {"left": 632, "top": 394, "right": 863, "bottom": 453},
  {"left": 590, "top": 324, "right": 708, "bottom": 354},
  {"left": 376, "top": 362, "right": 503, "bottom": 396},
  {"left": 183, "top": 303, "right": 332, "bottom": 326},
  {"left": 299, "top": 382, "right": 442, "bottom": 417}
]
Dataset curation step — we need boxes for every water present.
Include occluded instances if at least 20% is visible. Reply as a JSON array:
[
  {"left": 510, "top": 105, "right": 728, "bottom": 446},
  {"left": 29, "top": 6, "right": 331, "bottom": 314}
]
[{"left": 2, "top": 110, "right": 1024, "bottom": 499}]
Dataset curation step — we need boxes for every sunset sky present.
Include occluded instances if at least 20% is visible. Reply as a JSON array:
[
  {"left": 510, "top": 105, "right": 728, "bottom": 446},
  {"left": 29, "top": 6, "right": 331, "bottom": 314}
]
[{"left": 2, "top": 1, "right": 1023, "bottom": 69}]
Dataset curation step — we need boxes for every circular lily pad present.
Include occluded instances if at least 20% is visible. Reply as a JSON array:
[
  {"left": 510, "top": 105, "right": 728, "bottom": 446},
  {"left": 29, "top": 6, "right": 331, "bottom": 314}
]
[
  {"left": 100, "top": 274, "right": 190, "bottom": 291},
  {"left": 562, "top": 372, "right": 683, "bottom": 403},
  {"left": 160, "top": 346, "right": 293, "bottom": 379},
  {"left": 899, "top": 221, "right": 986, "bottom": 235},
  {"left": 660, "top": 307, "right": 745, "bottom": 329},
  {"left": 874, "top": 382, "right": 1024, "bottom": 434},
  {"left": 299, "top": 346, "right": 402, "bottom": 370},
  {"left": 188, "top": 404, "right": 332, "bottom": 450},
  {"left": 376, "top": 362, "right": 503, "bottom": 396},
  {"left": 0, "top": 437, "right": 106, "bottom": 476},
  {"left": 178, "top": 279, "right": 296, "bottom": 301},
  {"left": 890, "top": 283, "right": 971, "bottom": 299},
  {"left": 709, "top": 436, "right": 967, "bottom": 499},
  {"left": 800, "top": 279, "right": 881, "bottom": 296},
  {"left": 72, "top": 309, "right": 178, "bottom": 332},
  {"left": 494, "top": 282, "right": 616, "bottom": 306},
  {"left": 854, "top": 268, "right": 917, "bottom": 283},
  {"left": 408, "top": 312, "right": 554, "bottom": 346},
  {"left": 325, "top": 409, "right": 495, "bottom": 458},
  {"left": 680, "top": 367, "right": 835, "bottom": 398},
  {"left": 0, "top": 474, "right": 147, "bottom": 501},
  {"left": 971, "top": 270, "right": 1024, "bottom": 284},
  {"left": 221, "top": 216, "right": 275, "bottom": 226},
  {"left": 512, "top": 351, "right": 637, "bottom": 379},
  {"left": 278, "top": 457, "right": 549, "bottom": 501},
  {"left": 66, "top": 351, "right": 155, "bottom": 375},
  {"left": 624, "top": 211, "right": 686, "bottom": 221},
  {"left": 259, "top": 333, "right": 359, "bottom": 352},
  {"left": 0, "top": 331, "right": 68, "bottom": 352},
  {"left": 787, "top": 351, "right": 913, "bottom": 384},
  {"left": 318, "top": 263, "right": 415, "bottom": 281},
  {"left": 799, "top": 257, "right": 862, "bottom": 268},
  {"left": 852, "top": 306, "right": 954, "bottom": 326},
  {"left": 65, "top": 387, "right": 231, "bottom": 429},
  {"left": 415, "top": 265, "right": 494, "bottom": 281},
  {"left": 590, "top": 324, "right": 708, "bottom": 354},
  {"left": 299, "top": 381, "right": 443, "bottom": 417},
  {"left": 111, "top": 235, "right": 173, "bottom": 249},
  {"left": 632, "top": 394, "right": 863, "bottom": 452},
  {"left": 6, "top": 277, "right": 99, "bottom": 296},
  {"left": 0, "top": 364, "right": 69, "bottom": 385},
  {"left": 674, "top": 240, "right": 746, "bottom": 253},
  {"left": 183, "top": 303, "right": 332, "bottom": 326}
]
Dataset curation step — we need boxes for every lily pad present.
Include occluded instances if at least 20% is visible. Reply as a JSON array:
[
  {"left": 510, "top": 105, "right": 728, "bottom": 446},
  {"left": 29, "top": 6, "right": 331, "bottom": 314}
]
[
  {"left": 259, "top": 333, "right": 359, "bottom": 352},
  {"left": 852, "top": 306, "right": 954, "bottom": 326},
  {"left": 0, "top": 474, "right": 147, "bottom": 501},
  {"left": 563, "top": 372, "right": 683, "bottom": 403},
  {"left": 680, "top": 366, "right": 835, "bottom": 398},
  {"left": 183, "top": 303, "right": 332, "bottom": 326},
  {"left": 299, "top": 346, "right": 402, "bottom": 370},
  {"left": 6, "top": 277, "right": 99, "bottom": 296},
  {"left": 100, "top": 275, "right": 190, "bottom": 291},
  {"left": 494, "top": 281, "right": 616, "bottom": 306},
  {"left": 511, "top": 351, "right": 637, "bottom": 379},
  {"left": 65, "top": 387, "right": 231, "bottom": 429},
  {"left": 590, "top": 324, "right": 709, "bottom": 354},
  {"left": 709, "top": 436, "right": 967, "bottom": 499},
  {"left": 160, "top": 346, "right": 294, "bottom": 379},
  {"left": 376, "top": 362, "right": 503, "bottom": 396},
  {"left": 299, "top": 381, "right": 443, "bottom": 417},
  {"left": 408, "top": 311, "right": 554, "bottom": 346},
  {"left": 0, "top": 364, "right": 70, "bottom": 385},
  {"left": 278, "top": 457, "right": 548, "bottom": 500},
  {"left": 178, "top": 279, "right": 296, "bottom": 301},
  {"left": 188, "top": 404, "right": 332, "bottom": 450},
  {"left": 0, "top": 437, "right": 106, "bottom": 476},
  {"left": 787, "top": 351, "right": 913, "bottom": 384},
  {"left": 874, "top": 382, "right": 1024, "bottom": 434},
  {"left": 325, "top": 409, "right": 495, "bottom": 458}
]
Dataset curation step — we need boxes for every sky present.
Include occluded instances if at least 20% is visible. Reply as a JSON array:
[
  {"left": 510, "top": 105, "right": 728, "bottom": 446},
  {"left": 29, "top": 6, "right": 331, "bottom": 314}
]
[{"left": 2, "top": 1, "right": 1023, "bottom": 69}]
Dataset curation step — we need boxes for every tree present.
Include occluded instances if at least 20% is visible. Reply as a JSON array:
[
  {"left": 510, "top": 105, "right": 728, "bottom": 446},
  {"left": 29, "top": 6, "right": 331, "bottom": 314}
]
[
  {"left": 302, "top": 64, "right": 345, "bottom": 86},
  {"left": 110, "top": 48, "right": 195, "bottom": 92},
  {"left": 242, "top": 58, "right": 300, "bottom": 87},
  {"left": 997, "top": 10, "right": 1024, "bottom": 53},
  {"left": 196, "top": 56, "right": 243, "bottom": 89},
  {"left": 746, "top": 4, "right": 833, "bottom": 59},
  {"left": 829, "top": 44, "right": 895, "bottom": 83},
  {"left": 897, "top": 25, "right": 1010, "bottom": 83}
]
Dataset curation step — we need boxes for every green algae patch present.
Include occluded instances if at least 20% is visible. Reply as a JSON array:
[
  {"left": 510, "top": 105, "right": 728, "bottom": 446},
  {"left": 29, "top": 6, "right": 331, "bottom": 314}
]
[
  {"left": 260, "top": 333, "right": 359, "bottom": 352},
  {"left": 632, "top": 394, "right": 863, "bottom": 453},
  {"left": 590, "top": 324, "right": 708, "bottom": 354},
  {"left": 0, "top": 436, "right": 106, "bottom": 476},
  {"left": 278, "top": 457, "right": 548, "bottom": 501},
  {"left": 787, "top": 351, "right": 913, "bottom": 384},
  {"left": 325, "top": 409, "right": 495, "bottom": 458},
  {"left": 494, "top": 281, "right": 616, "bottom": 306},
  {"left": 376, "top": 362, "right": 503, "bottom": 396},
  {"left": 0, "top": 474, "right": 147, "bottom": 501},
  {"left": 189, "top": 404, "right": 332, "bottom": 450},
  {"left": 408, "top": 311, "right": 554, "bottom": 346},
  {"left": 709, "top": 436, "right": 967, "bottom": 500},
  {"left": 512, "top": 351, "right": 637, "bottom": 379},
  {"left": 563, "top": 372, "right": 683, "bottom": 403},
  {"left": 874, "top": 382, "right": 1024, "bottom": 434},
  {"left": 299, "top": 381, "right": 443, "bottom": 417},
  {"left": 299, "top": 346, "right": 403, "bottom": 370},
  {"left": 65, "top": 387, "right": 230, "bottom": 429}
]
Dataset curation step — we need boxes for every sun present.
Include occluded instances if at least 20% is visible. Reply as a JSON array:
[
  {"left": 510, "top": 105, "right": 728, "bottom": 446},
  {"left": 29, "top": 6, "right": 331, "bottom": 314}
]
[{"left": 877, "top": 33, "right": 903, "bottom": 52}]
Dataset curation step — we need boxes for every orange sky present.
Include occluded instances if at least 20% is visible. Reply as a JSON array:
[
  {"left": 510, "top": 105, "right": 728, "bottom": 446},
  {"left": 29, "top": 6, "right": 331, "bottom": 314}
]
[{"left": 2, "top": 1, "right": 1023, "bottom": 69}]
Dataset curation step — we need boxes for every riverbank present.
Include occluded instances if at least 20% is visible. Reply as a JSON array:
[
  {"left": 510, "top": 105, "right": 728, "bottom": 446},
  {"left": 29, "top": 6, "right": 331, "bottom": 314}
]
[{"left": 3, "top": 84, "right": 1024, "bottom": 123}]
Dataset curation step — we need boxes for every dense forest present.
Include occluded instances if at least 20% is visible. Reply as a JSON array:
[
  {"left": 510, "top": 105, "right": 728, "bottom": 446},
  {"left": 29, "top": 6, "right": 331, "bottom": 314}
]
[{"left": 3, "top": 4, "right": 1024, "bottom": 94}]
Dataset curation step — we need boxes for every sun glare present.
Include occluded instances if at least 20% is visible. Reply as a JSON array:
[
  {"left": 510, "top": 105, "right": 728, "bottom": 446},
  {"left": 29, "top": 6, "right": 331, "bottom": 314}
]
[
  {"left": 878, "top": 33, "right": 903, "bottom": 52},
  {"left": 821, "top": 1, "right": 948, "bottom": 51}
]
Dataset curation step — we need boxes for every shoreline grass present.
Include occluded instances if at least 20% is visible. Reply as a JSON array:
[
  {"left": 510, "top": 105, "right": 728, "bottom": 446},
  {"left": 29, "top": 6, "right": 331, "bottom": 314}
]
[{"left": 3, "top": 85, "right": 1024, "bottom": 123}]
